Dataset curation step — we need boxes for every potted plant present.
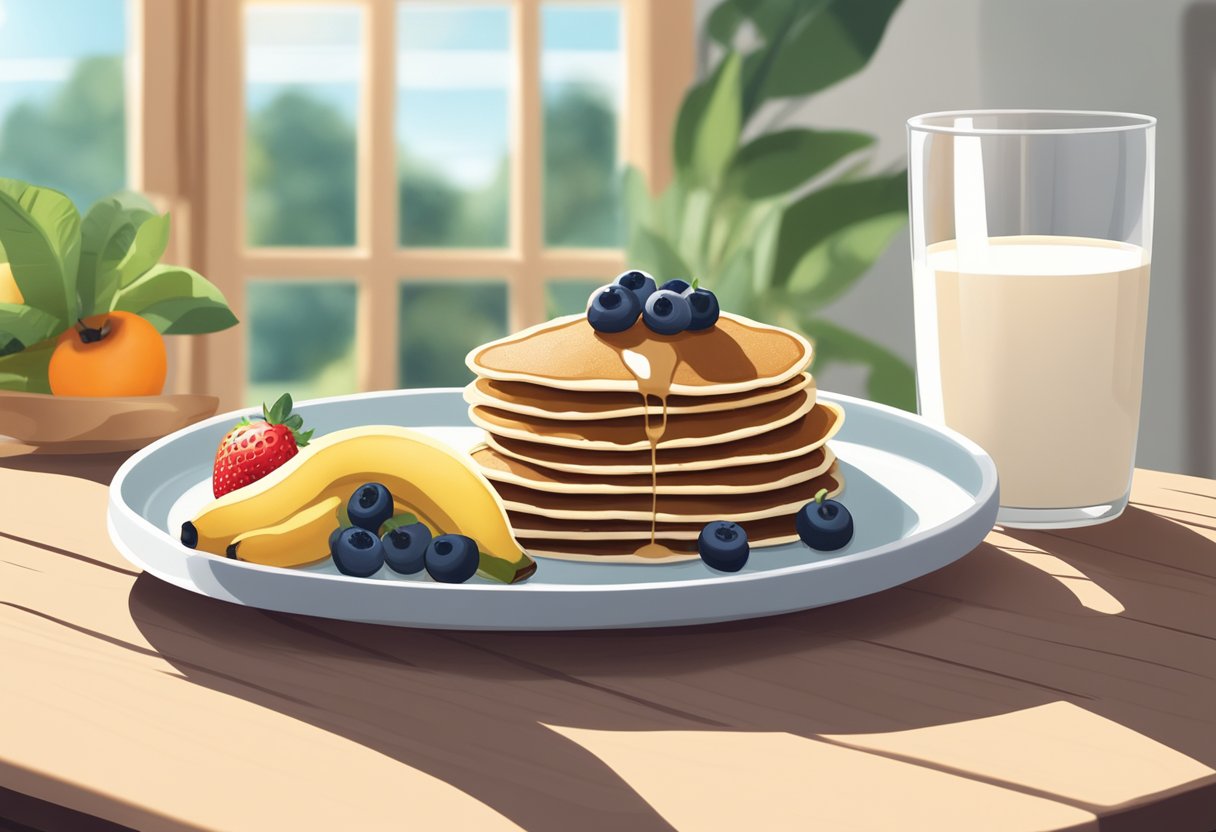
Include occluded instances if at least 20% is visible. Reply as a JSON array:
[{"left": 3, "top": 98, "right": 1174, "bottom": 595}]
[
  {"left": 625, "top": 0, "right": 914, "bottom": 410},
  {"left": 0, "top": 178, "right": 237, "bottom": 450}
]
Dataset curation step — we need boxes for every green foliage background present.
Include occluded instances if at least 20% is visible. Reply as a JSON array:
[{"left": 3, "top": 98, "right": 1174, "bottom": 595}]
[{"left": 626, "top": 0, "right": 915, "bottom": 410}]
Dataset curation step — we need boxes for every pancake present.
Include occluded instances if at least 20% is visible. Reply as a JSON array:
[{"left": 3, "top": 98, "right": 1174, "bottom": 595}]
[
  {"left": 500, "top": 463, "right": 842, "bottom": 523},
  {"left": 473, "top": 444, "right": 834, "bottom": 495},
  {"left": 485, "top": 401, "right": 844, "bottom": 475},
  {"left": 465, "top": 373, "right": 813, "bottom": 421},
  {"left": 470, "top": 388, "right": 816, "bottom": 451},
  {"left": 466, "top": 312, "right": 812, "bottom": 396},
  {"left": 516, "top": 520, "right": 803, "bottom": 560},
  {"left": 510, "top": 511, "right": 803, "bottom": 544},
  {"left": 465, "top": 307, "right": 846, "bottom": 565},
  {"left": 520, "top": 536, "right": 784, "bottom": 562},
  {"left": 512, "top": 469, "right": 846, "bottom": 564},
  {"left": 520, "top": 540, "right": 702, "bottom": 562}
]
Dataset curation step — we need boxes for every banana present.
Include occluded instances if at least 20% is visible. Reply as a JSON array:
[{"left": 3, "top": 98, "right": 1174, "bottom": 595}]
[
  {"left": 182, "top": 425, "right": 535, "bottom": 583},
  {"left": 225, "top": 496, "right": 341, "bottom": 568}
]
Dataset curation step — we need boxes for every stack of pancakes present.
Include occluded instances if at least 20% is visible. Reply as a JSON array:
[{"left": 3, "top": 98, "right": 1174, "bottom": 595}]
[{"left": 463, "top": 312, "right": 845, "bottom": 563}]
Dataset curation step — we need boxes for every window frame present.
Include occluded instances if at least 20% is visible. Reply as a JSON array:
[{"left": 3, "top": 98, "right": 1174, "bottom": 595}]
[{"left": 134, "top": 0, "right": 693, "bottom": 408}]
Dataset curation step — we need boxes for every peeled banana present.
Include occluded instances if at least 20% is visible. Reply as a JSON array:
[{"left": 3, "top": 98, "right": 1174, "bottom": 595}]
[
  {"left": 182, "top": 425, "right": 535, "bottom": 583},
  {"left": 225, "top": 496, "right": 341, "bottom": 568}
]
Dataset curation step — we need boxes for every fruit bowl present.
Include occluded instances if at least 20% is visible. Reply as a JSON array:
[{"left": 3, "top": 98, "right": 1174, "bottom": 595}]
[{"left": 0, "top": 390, "right": 219, "bottom": 454}]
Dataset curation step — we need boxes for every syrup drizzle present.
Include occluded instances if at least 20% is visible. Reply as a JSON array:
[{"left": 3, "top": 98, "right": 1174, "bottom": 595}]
[{"left": 619, "top": 342, "right": 679, "bottom": 559}]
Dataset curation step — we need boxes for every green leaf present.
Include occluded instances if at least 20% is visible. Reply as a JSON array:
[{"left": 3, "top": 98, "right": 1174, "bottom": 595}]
[
  {"left": 0, "top": 303, "right": 62, "bottom": 349},
  {"left": 706, "top": 0, "right": 756, "bottom": 45},
  {"left": 673, "top": 52, "right": 742, "bottom": 187},
  {"left": 711, "top": 246, "right": 757, "bottom": 317},
  {"left": 755, "top": 0, "right": 902, "bottom": 103},
  {"left": 110, "top": 265, "right": 239, "bottom": 335},
  {"left": 0, "top": 179, "right": 81, "bottom": 327},
  {"left": 785, "top": 212, "right": 906, "bottom": 307},
  {"left": 749, "top": 205, "right": 784, "bottom": 295},
  {"left": 0, "top": 338, "right": 54, "bottom": 393},
  {"left": 678, "top": 188, "right": 714, "bottom": 275},
  {"left": 264, "top": 392, "right": 292, "bottom": 424},
  {"left": 91, "top": 190, "right": 157, "bottom": 216},
  {"left": 135, "top": 299, "right": 239, "bottom": 335},
  {"left": 800, "top": 316, "right": 915, "bottom": 411},
  {"left": 709, "top": 0, "right": 818, "bottom": 45},
  {"left": 653, "top": 176, "right": 687, "bottom": 241},
  {"left": 115, "top": 212, "right": 171, "bottom": 289},
  {"left": 772, "top": 171, "right": 906, "bottom": 288},
  {"left": 725, "top": 129, "right": 874, "bottom": 199},
  {"left": 381, "top": 513, "right": 421, "bottom": 534},
  {"left": 621, "top": 165, "right": 653, "bottom": 231},
  {"left": 78, "top": 193, "right": 158, "bottom": 315},
  {"left": 628, "top": 226, "right": 694, "bottom": 282}
]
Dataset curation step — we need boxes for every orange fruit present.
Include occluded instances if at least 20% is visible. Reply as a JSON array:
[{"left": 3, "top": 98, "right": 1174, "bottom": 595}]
[{"left": 48, "top": 311, "right": 167, "bottom": 397}]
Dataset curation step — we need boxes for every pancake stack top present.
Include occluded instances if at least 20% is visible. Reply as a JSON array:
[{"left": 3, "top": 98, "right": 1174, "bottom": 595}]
[{"left": 463, "top": 312, "right": 845, "bottom": 563}]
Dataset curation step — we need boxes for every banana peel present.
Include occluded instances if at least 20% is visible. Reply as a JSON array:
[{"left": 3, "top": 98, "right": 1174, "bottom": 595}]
[
  {"left": 183, "top": 425, "right": 536, "bottom": 583},
  {"left": 225, "top": 496, "right": 341, "bottom": 568}
]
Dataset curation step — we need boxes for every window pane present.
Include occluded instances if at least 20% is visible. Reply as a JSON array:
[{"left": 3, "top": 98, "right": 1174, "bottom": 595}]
[
  {"left": 247, "top": 280, "right": 358, "bottom": 405},
  {"left": 398, "top": 4, "right": 510, "bottom": 248},
  {"left": 0, "top": 0, "right": 127, "bottom": 210},
  {"left": 398, "top": 282, "right": 507, "bottom": 387},
  {"left": 545, "top": 279, "right": 600, "bottom": 319},
  {"left": 542, "top": 4, "right": 623, "bottom": 247},
  {"left": 246, "top": 5, "right": 361, "bottom": 247}
]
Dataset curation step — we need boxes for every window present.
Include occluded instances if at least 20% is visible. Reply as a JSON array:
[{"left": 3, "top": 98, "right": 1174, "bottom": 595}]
[
  {"left": 245, "top": 5, "right": 362, "bottom": 248},
  {"left": 0, "top": 0, "right": 129, "bottom": 212},
  {"left": 126, "top": 0, "right": 691, "bottom": 407}
]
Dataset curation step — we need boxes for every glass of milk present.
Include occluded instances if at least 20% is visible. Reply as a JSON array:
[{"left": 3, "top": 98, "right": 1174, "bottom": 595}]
[{"left": 907, "top": 110, "right": 1155, "bottom": 529}]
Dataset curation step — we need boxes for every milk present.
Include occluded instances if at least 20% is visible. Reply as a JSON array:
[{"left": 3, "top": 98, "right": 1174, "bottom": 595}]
[{"left": 913, "top": 235, "right": 1151, "bottom": 508}]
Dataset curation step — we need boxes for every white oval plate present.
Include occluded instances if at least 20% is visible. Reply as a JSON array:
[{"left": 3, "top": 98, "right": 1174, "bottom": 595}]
[{"left": 107, "top": 389, "right": 998, "bottom": 630}]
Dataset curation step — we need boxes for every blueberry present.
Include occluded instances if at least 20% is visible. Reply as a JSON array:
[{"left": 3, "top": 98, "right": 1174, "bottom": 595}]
[
  {"left": 587, "top": 284, "right": 642, "bottom": 333},
  {"left": 643, "top": 289, "right": 693, "bottom": 335},
  {"left": 331, "top": 527, "right": 385, "bottom": 577},
  {"left": 659, "top": 278, "right": 692, "bottom": 295},
  {"left": 348, "top": 482, "right": 394, "bottom": 532},
  {"left": 796, "top": 489, "right": 854, "bottom": 551},
  {"left": 698, "top": 521, "right": 750, "bottom": 572},
  {"left": 686, "top": 288, "right": 720, "bottom": 331},
  {"left": 328, "top": 526, "right": 344, "bottom": 552},
  {"left": 424, "top": 534, "right": 480, "bottom": 583},
  {"left": 382, "top": 522, "right": 431, "bottom": 575},
  {"left": 613, "top": 270, "right": 657, "bottom": 307}
]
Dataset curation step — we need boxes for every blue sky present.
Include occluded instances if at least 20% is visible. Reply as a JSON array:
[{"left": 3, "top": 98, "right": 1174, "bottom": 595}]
[
  {"left": 0, "top": 1, "right": 621, "bottom": 189},
  {"left": 0, "top": 0, "right": 126, "bottom": 137}
]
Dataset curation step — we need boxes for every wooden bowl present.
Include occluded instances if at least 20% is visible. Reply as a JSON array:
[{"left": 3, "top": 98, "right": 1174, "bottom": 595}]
[{"left": 0, "top": 390, "right": 219, "bottom": 454}]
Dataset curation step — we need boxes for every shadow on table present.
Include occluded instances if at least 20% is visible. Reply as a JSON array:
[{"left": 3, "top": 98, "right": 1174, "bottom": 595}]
[
  {"left": 122, "top": 509, "right": 1216, "bottom": 832},
  {"left": 0, "top": 444, "right": 132, "bottom": 485}
]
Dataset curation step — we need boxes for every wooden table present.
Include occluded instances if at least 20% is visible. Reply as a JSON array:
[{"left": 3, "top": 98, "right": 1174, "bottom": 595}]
[{"left": 2, "top": 449, "right": 1215, "bottom": 832}]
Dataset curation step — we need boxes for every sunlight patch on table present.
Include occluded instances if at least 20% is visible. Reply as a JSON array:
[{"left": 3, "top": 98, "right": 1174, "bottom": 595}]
[
  {"left": 822, "top": 701, "right": 1215, "bottom": 808},
  {"left": 544, "top": 724, "right": 1096, "bottom": 831},
  {"left": 990, "top": 529, "right": 1125, "bottom": 613}
]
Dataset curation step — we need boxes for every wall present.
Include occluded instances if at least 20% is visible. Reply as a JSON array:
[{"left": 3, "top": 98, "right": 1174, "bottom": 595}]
[{"left": 694, "top": 0, "right": 1209, "bottom": 477}]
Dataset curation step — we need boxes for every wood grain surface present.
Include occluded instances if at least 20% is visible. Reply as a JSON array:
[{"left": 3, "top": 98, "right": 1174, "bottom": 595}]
[{"left": 1, "top": 450, "right": 1215, "bottom": 831}]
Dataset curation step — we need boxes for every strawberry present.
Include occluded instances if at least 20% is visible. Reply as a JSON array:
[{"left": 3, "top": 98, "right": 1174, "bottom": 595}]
[{"left": 212, "top": 393, "right": 314, "bottom": 497}]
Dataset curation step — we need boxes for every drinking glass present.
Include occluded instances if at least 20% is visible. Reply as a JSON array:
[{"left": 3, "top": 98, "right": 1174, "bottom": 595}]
[{"left": 907, "top": 110, "right": 1156, "bottom": 528}]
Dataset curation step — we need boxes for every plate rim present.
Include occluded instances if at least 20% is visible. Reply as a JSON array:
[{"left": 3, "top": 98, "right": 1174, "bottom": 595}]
[{"left": 108, "top": 387, "right": 998, "bottom": 595}]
